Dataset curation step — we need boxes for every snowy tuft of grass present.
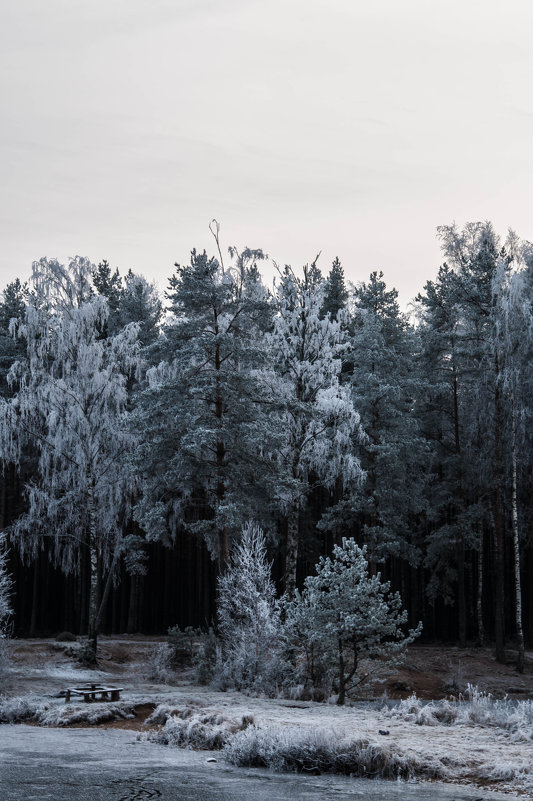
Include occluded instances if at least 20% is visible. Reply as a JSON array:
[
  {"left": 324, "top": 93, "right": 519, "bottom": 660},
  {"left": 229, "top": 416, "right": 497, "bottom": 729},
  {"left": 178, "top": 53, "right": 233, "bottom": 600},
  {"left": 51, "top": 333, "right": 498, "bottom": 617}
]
[
  {"left": 224, "top": 724, "right": 440, "bottom": 780},
  {"left": 145, "top": 705, "right": 254, "bottom": 750},
  {"left": 385, "top": 685, "right": 533, "bottom": 742},
  {"left": 0, "top": 694, "right": 44, "bottom": 723},
  {"left": 38, "top": 702, "right": 136, "bottom": 727},
  {"left": 0, "top": 694, "right": 136, "bottom": 727}
]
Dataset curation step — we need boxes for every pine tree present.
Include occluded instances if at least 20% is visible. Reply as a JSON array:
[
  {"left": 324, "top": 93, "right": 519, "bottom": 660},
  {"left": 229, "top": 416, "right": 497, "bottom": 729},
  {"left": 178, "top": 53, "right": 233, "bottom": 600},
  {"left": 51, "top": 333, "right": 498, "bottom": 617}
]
[
  {"left": 284, "top": 538, "right": 421, "bottom": 704},
  {"left": 93, "top": 260, "right": 122, "bottom": 313},
  {"left": 321, "top": 257, "right": 348, "bottom": 319},
  {"left": 118, "top": 270, "right": 162, "bottom": 346},
  {"left": 134, "top": 246, "right": 278, "bottom": 565},
  {"left": 320, "top": 271, "right": 429, "bottom": 575}
]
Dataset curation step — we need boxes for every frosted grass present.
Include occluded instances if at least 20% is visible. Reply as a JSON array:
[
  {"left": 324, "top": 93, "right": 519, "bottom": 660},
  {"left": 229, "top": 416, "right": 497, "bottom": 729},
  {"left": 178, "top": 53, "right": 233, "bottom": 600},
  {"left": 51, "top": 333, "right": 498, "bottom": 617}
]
[
  {"left": 0, "top": 694, "right": 136, "bottom": 726},
  {"left": 224, "top": 723, "right": 438, "bottom": 780},
  {"left": 385, "top": 684, "right": 533, "bottom": 742}
]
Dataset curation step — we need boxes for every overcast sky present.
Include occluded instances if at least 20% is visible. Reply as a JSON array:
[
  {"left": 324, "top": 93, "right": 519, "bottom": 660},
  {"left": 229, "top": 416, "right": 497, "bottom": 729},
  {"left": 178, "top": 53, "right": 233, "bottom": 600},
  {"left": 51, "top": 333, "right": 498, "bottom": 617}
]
[{"left": 2, "top": 0, "right": 533, "bottom": 307}]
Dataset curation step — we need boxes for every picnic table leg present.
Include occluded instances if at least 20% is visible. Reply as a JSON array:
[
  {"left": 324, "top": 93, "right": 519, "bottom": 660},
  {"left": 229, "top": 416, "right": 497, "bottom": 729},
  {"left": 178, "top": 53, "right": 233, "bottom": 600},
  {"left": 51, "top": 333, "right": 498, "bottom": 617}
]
[
  {"left": 111, "top": 690, "right": 120, "bottom": 701},
  {"left": 65, "top": 690, "right": 71, "bottom": 703}
]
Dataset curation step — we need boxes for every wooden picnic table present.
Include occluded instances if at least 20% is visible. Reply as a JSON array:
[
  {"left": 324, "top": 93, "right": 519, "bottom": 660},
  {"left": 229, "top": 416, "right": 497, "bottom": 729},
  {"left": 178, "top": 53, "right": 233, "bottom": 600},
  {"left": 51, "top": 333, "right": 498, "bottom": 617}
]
[{"left": 64, "top": 684, "right": 123, "bottom": 703}]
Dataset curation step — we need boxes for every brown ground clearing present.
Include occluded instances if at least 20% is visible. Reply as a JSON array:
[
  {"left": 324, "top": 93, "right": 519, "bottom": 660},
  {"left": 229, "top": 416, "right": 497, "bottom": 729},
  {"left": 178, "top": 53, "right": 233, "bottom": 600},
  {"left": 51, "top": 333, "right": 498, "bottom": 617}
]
[{"left": 4, "top": 636, "right": 532, "bottom": 705}]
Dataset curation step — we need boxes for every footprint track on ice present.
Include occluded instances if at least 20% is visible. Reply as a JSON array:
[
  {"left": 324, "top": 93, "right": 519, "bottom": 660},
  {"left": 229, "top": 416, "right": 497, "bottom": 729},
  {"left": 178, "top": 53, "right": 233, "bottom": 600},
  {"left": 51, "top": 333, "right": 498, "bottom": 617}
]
[{"left": 117, "top": 787, "right": 162, "bottom": 800}]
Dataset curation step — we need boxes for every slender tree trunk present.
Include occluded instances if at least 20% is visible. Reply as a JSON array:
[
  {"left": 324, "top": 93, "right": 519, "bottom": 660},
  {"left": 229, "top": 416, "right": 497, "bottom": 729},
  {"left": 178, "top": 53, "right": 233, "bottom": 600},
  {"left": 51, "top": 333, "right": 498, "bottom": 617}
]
[
  {"left": 492, "top": 357, "right": 506, "bottom": 663},
  {"left": 29, "top": 551, "right": 40, "bottom": 636},
  {"left": 284, "top": 503, "right": 299, "bottom": 596},
  {"left": 127, "top": 574, "right": 140, "bottom": 633},
  {"left": 79, "top": 544, "right": 88, "bottom": 634},
  {"left": 214, "top": 332, "right": 229, "bottom": 569},
  {"left": 337, "top": 636, "right": 345, "bottom": 706},
  {"left": 510, "top": 396, "right": 525, "bottom": 673},
  {"left": 452, "top": 365, "right": 466, "bottom": 646},
  {"left": 477, "top": 528, "right": 484, "bottom": 646},
  {"left": 86, "top": 481, "right": 100, "bottom": 663},
  {"left": 95, "top": 547, "right": 121, "bottom": 635}
]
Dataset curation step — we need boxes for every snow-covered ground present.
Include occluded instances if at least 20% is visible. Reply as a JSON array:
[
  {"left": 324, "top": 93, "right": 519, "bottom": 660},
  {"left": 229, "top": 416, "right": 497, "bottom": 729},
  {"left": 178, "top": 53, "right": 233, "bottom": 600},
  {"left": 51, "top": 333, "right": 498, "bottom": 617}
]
[
  {"left": 1, "top": 637, "right": 531, "bottom": 796},
  {"left": 0, "top": 725, "right": 519, "bottom": 801}
]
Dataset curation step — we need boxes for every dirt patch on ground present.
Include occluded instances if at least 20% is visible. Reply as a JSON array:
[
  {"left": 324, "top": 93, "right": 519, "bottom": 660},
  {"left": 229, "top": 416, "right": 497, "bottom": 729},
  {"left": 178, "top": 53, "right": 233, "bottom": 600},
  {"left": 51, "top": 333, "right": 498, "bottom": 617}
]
[
  {"left": 3, "top": 636, "right": 532, "bottom": 701},
  {"left": 59, "top": 703, "right": 158, "bottom": 731},
  {"left": 385, "top": 643, "right": 532, "bottom": 699}
]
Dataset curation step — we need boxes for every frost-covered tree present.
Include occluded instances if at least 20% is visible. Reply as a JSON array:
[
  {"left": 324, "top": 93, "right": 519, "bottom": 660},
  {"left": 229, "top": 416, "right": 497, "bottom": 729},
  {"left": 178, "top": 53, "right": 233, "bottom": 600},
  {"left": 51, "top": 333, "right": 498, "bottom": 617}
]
[
  {"left": 321, "top": 257, "right": 348, "bottom": 320},
  {"left": 419, "top": 223, "right": 511, "bottom": 658},
  {"left": 491, "top": 245, "right": 533, "bottom": 672},
  {"left": 217, "top": 522, "right": 281, "bottom": 690},
  {"left": 285, "top": 538, "right": 421, "bottom": 704},
  {"left": 0, "top": 279, "right": 27, "bottom": 398},
  {"left": 0, "top": 257, "right": 142, "bottom": 661},
  {"left": 268, "top": 264, "right": 364, "bottom": 594},
  {"left": 134, "top": 245, "right": 278, "bottom": 565},
  {"left": 117, "top": 270, "right": 162, "bottom": 346},
  {"left": 93, "top": 260, "right": 122, "bottom": 313},
  {"left": 320, "top": 271, "right": 429, "bottom": 575}
]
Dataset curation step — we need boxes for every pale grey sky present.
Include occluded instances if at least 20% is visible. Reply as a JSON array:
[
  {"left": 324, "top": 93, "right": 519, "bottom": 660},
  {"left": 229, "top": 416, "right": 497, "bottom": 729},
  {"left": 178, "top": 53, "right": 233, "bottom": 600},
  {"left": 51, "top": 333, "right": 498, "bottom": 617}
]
[{"left": 1, "top": 0, "right": 533, "bottom": 306}]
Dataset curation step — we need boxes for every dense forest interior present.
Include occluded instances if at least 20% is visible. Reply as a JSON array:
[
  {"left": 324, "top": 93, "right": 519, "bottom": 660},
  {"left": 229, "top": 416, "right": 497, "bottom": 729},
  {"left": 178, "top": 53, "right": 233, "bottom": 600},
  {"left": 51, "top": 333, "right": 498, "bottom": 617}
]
[{"left": 1, "top": 221, "right": 533, "bottom": 668}]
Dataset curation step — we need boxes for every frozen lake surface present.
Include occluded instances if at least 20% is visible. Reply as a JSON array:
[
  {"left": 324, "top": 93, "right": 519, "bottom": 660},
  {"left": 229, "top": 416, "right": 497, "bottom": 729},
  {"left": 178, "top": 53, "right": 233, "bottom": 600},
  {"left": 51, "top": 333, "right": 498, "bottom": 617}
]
[{"left": 0, "top": 725, "right": 514, "bottom": 801}]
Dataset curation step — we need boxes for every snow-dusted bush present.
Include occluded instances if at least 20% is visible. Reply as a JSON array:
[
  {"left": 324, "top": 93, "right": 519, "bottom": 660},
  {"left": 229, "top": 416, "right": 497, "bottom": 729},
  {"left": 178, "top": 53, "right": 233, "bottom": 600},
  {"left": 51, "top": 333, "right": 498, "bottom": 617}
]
[
  {"left": 284, "top": 539, "right": 421, "bottom": 704},
  {"left": 217, "top": 523, "right": 282, "bottom": 692},
  {"left": 193, "top": 628, "right": 220, "bottom": 685},
  {"left": 167, "top": 625, "right": 198, "bottom": 668},
  {"left": 224, "top": 724, "right": 438, "bottom": 780},
  {"left": 144, "top": 643, "right": 175, "bottom": 683},
  {"left": 145, "top": 705, "right": 253, "bottom": 750},
  {"left": 143, "top": 625, "right": 200, "bottom": 683}
]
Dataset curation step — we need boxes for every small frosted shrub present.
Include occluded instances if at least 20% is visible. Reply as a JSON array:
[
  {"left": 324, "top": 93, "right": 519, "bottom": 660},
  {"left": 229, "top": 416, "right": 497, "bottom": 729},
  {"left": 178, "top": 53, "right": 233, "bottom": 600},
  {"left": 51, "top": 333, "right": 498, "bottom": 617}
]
[
  {"left": 193, "top": 628, "right": 220, "bottom": 685},
  {"left": 217, "top": 523, "right": 282, "bottom": 693},
  {"left": 144, "top": 643, "right": 175, "bottom": 683},
  {"left": 56, "top": 631, "right": 77, "bottom": 642},
  {"left": 167, "top": 625, "right": 199, "bottom": 668}
]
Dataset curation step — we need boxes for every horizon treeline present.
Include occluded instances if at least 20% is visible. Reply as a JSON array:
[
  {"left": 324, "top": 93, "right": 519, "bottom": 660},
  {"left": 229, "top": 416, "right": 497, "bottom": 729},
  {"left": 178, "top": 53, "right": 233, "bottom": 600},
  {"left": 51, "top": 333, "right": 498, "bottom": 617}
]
[{"left": 1, "top": 220, "right": 532, "bottom": 667}]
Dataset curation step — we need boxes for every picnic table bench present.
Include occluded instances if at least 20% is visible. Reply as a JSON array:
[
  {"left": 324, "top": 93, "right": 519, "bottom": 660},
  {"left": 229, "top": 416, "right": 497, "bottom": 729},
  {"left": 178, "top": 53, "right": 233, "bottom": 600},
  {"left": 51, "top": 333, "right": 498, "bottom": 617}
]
[{"left": 63, "top": 684, "right": 123, "bottom": 703}]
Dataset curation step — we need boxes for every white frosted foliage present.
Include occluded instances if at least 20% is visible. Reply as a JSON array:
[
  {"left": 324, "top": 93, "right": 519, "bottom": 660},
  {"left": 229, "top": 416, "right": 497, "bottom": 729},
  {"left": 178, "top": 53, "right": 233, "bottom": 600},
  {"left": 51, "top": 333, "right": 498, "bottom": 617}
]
[
  {"left": 217, "top": 522, "right": 281, "bottom": 690},
  {"left": 0, "top": 257, "right": 142, "bottom": 614}
]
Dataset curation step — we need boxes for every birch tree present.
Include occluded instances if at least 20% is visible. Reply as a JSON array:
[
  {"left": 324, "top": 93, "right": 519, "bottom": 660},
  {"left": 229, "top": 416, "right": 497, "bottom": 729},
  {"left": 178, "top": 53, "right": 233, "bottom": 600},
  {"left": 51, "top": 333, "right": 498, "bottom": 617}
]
[
  {"left": 0, "top": 534, "right": 12, "bottom": 642},
  {"left": 492, "top": 245, "right": 533, "bottom": 672},
  {"left": 0, "top": 257, "right": 141, "bottom": 661}
]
